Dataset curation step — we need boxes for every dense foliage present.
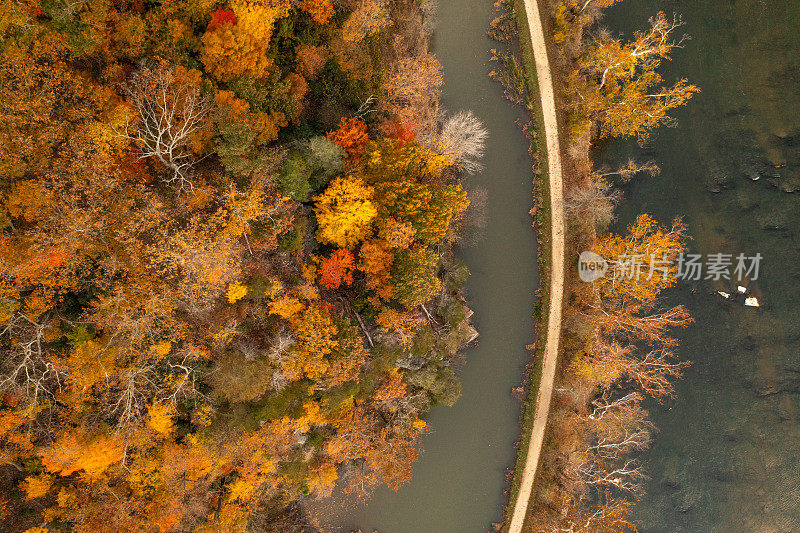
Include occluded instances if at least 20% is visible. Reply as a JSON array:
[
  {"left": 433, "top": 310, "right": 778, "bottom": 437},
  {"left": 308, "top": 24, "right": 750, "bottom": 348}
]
[{"left": 0, "top": 0, "right": 482, "bottom": 530}]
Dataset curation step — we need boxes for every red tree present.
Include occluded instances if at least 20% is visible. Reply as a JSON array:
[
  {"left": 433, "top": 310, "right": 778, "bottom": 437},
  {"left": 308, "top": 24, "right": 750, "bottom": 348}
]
[
  {"left": 319, "top": 249, "right": 355, "bottom": 290},
  {"left": 207, "top": 8, "right": 237, "bottom": 31},
  {"left": 327, "top": 117, "right": 369, "bottom": 158}
]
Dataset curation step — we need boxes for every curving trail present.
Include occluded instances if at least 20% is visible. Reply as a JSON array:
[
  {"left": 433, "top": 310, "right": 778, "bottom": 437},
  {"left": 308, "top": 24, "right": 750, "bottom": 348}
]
[{"left": 507, "top": 0, "right": 566, "bottom": 531}]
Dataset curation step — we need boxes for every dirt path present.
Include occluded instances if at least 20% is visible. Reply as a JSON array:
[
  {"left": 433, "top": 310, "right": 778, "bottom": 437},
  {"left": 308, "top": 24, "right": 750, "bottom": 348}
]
[{"left": 507, "top": 0, "right": 565, "bottom": 531}]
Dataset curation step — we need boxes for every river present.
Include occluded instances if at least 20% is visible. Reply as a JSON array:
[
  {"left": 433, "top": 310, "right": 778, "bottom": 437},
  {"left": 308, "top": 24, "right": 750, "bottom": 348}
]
[
  {"left": 315, "top": 0, "right": 538, "bottom": 531},
  {"left": 600, "top": 1, "right": 800, "bottom": 531}
]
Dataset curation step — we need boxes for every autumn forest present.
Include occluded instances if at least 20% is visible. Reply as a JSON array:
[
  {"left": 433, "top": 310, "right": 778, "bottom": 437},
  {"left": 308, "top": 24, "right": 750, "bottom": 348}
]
[{"left": 0, "top": 0, "right": 488, "bottom": 530}]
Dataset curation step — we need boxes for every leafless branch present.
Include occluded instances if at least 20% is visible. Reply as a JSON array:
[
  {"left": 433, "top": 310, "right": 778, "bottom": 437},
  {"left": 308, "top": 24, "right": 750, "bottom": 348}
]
[
  {"left": 118, "top": 62, "right": 211, "bottom": 193},
  {"left": 0, "top": 313, "right": 65, "bottom": 410}
]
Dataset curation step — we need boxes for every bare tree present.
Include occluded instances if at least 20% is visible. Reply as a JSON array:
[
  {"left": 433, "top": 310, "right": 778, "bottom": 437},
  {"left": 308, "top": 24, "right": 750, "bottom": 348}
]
[
  {"left": 592, "top": 158, "right": 660, "bottom": 183},
  {"left": 589, "top": 303, "right": 692, "bottom": 348},
  {"left": 620, "top": 348, "right": 686, "bottom": 399},
  {"left": 162, "top": 356, "right": 208, "bottom": 408},
  {"left": 583, "top": 392, "right": 642, "bottom": 422},
  {"left": 549, "top": 494, "right": 637, "bottom": 533},
  {"left": 573, "top": 455, "right": 647, "bottom": 495},
  {"left": 265, "top": 327, "right": 296, "bottom": 365},
  {"left": 0, "top": 313, "right": 64, "bottom": 409},
  {"left": 119, "top": 62, "right": 211, "bottom": 193},
  {"left": 269, "top": 371, "right": 289, "bottom": 392},
  {"left": 577, "top": 0, "right": 623, "bottom": 14},
  {"left": 565, "top": 391, "right": 652, "bottom": 498},
  {"left": 587, "top": 414, "right": 652, "bottom": 460},
  {"left": 565, "top": 177, "right": 620, "bottom": 229},
  {"left": 110, "top": 365, "right": 157, "bottom": 430},
  {"left": 586, "top": 333, "right": 688, "bottom": 398},
  {"left": 439, "top": 110, "right": 489, "bottom": 174}
]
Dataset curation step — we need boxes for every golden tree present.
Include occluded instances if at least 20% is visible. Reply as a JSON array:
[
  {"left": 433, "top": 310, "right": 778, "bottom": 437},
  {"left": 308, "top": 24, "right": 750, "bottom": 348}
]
[
  {"left": 593, "top": 214, "right": 686, "bottom": 307},
  {"left": 572, "top": 12, "right": 700, "bottom": 139},
  {"left": 314, "top": 175, "right": 378, "bottom": 248}
]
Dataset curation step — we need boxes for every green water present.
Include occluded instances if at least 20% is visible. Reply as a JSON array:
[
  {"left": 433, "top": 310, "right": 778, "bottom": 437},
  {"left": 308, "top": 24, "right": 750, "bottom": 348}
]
[
  {"left": 316, "top": 0, "right": 538, "bottom": 531},
  {"left": 600, "top": 1, "right": 800, "bottom": 531}
]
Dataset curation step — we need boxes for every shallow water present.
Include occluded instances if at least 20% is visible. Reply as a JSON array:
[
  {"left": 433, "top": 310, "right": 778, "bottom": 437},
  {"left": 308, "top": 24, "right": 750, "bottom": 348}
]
[
  {"left": 599, "top": 1, "right": 800, "bottom": 531},
  {"left": 317, "top": 0, "right": 538, "bottom": 531}
]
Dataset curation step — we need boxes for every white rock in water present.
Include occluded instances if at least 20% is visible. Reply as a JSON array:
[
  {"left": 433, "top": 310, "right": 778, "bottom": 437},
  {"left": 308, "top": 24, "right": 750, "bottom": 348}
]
[
  {"left": 737, "top": 285, "right": 747, "bottom": 293},
  {"left": 718, "top": 291, "right": 731, "bottom": 299},
  {"left": 744, "top": 297, "right": 760, "bottom": 307}
]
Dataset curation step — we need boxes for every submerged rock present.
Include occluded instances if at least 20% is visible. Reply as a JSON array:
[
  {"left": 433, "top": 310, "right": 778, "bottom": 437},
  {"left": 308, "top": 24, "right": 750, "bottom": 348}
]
[{"left": 745, "top": 297, "right": 760, "bottom": 307}]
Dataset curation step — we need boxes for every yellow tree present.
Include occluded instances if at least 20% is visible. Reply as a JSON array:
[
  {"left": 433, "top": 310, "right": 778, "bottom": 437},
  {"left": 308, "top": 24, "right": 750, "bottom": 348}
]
[
  {"left": 365, "top": 137, "right": 451, "bottom": 183},
  {"left": 593, "top": 214, "right": 686, "bottom": 307},
  {"left": 572, "top": 12, "right": 700, "bottom": 139},
  {"left": 378, "top": 217, "right": 415, "bottom": 249},
  {"left": 376, "top": 308, "right": 421, "bottom": 346},
  {"left": 153, "top": 213, "right": 244, "bottom": 312},
  {"left": 282, "top": 304, "right": 340, "bottom": 382},
  {"left": 589, "top": 214, "right": 692, "bottom": 347},
  {"left": 314, "top": 175, "right": 377, "bottom": 248},
  {"left": 41, "top": 432, "right": 124, "bottom": 480}
]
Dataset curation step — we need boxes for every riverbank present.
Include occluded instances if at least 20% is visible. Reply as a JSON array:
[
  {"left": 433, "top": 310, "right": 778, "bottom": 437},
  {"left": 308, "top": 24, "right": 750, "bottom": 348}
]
[
  {"left": 501, "top": 0, "right": 565, "bottom": 531},
  {"left": 501, "top": 0, "right": 704, "bottom": 530}
]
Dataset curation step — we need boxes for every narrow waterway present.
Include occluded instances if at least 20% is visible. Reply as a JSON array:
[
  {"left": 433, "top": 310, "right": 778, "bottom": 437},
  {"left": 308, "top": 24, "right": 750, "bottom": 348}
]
[
  {"left": 316, "top": 1, "right": 538, "bottom": 531},
  {"left": 600, "top": 1, "right": 800, "bottom": 531}
]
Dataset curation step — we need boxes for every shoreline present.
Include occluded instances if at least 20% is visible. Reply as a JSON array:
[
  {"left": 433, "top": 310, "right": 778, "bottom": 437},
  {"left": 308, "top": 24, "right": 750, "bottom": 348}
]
[{"left": 502, "top": 0, "right": 566, "bottom": 531}]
